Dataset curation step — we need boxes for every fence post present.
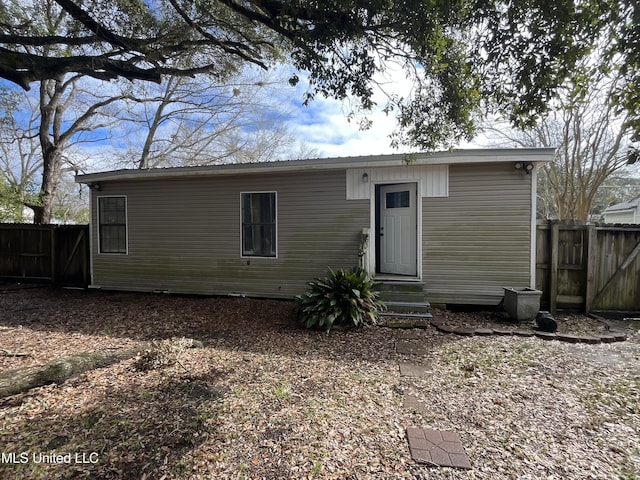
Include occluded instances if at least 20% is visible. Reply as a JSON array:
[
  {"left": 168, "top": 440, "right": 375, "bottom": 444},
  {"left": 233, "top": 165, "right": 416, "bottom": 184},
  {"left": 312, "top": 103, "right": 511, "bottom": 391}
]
[
  {"left": 50, "top": 226, "right": 56, "bottom": 285},
  {"left": 584, "top": 224, "right": 597, "bottom": 314},
  {"left": 549, "top": 221, "right": 559, "bottom": 315}
]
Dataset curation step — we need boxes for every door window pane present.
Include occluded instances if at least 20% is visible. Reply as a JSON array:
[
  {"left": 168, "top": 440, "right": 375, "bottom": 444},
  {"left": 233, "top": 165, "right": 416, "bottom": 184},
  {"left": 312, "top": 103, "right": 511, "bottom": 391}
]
[{"left": 386, "top": 191, "right": 410, "bottom": 208}]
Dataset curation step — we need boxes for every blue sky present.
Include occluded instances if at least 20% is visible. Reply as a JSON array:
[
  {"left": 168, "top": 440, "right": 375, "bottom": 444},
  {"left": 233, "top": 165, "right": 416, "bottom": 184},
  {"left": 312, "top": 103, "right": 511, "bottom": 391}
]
[
  {"left": 1, "top": 66, "right": 487, "bottom": 177},
  {"left": 278, "top": 68, "right": 414, "bottom": 157},
  {"left": 279, "top": 69, "right": 487, "bottom": 158}
]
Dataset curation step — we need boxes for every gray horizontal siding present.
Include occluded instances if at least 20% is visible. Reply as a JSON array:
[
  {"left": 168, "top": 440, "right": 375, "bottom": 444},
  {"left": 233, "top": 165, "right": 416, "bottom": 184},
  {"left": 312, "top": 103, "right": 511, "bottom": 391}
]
[
  {"left": 604, "top": 210, "right": 636, "bottom": 224},
  {"left": 91, "top": 170, "right": 368, "bottom": 297},
  {"left": 90, "top": 162, "right": 536, "bottom": 304},
  {"left": 422, "top": 163, "right": 533, "bottom": 305}
]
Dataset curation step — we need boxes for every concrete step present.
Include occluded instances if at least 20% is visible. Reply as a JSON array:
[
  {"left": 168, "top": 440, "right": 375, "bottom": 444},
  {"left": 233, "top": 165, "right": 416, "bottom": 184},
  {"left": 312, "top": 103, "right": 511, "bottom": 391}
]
[
  {"left": 381, "top": 300, "right": 433, "bottom": 327},
  {"left": 380, "top": 311, "right": 433, "bottom": 320},
  {"left": 383, "top": 301, "right": 431, "bottom": 314},
  {"left": 378, "top": 281, "right": 427, "bottom": 304},
  {"left": 379, "top": 291, "right": 427, "bottom": 303},
  {"left": 380, "top": 310, "right": 433, "bottom": 328},
  {"left": 377, "top": 280, "right": 426, "bottom": 293}
]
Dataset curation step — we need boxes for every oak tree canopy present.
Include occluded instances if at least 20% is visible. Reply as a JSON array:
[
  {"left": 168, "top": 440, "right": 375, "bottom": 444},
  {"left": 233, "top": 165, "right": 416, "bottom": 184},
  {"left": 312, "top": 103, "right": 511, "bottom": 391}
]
[{"left": 0, "top": 0, "right": 637, "bottom": 150}]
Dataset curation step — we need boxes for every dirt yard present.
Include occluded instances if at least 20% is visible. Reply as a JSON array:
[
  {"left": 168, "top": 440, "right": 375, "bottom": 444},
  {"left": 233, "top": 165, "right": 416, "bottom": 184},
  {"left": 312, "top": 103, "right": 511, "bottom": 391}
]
[{"left": 0, "top": 283, "right": 638, "bottom": 479}]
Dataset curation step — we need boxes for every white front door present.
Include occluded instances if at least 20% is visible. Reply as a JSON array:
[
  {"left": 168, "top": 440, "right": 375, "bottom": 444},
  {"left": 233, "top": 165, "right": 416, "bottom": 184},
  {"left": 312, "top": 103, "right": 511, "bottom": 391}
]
[{"left": 379, "top": 183, "right": 417, "bottom": 276}]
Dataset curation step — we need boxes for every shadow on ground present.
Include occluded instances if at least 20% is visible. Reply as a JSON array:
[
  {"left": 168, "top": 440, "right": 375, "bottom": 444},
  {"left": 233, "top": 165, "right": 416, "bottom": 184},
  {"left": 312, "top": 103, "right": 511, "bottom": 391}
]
[
  {"left": 0, "top": 282, "right": 426, "bottom": 366},
  {"left": 0, "top": 367, "right": 225, "bottom": 480}
]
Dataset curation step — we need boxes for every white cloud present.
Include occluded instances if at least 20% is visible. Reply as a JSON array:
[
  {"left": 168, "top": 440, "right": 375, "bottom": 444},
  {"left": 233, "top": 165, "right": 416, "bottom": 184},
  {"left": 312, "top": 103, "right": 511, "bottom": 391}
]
[
  {"left": 280, "top": 68, "right": 415, "bottom": 158},
  {"left": 280, "top": 66, "right": 490, "bottom": 158}
]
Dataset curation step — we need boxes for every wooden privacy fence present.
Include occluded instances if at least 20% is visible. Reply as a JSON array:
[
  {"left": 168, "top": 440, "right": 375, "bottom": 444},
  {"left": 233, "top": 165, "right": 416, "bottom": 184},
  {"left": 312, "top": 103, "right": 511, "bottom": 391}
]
[
  {"left": 0, "top": 224, "right": 90, "bottom": 288},
  {"left": 536, "top": 221, "right": 640, "bottom": 314}
]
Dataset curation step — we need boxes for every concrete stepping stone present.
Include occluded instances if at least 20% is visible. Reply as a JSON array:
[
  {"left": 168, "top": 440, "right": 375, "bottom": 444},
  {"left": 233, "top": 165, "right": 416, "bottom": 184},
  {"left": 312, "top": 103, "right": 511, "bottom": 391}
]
[
  {"left": 492, "top": 328, "right": 514, "bottom": 335},
  {"left": 397, "top": 318, "right": 628, "bottom": 344},
  {"left": 406, "top": 427, "right": 472, "bottom": 469},
  {"left": 576, "top": 335, "right": 601, "bottom": 344},
  {"left": 512, "top": 329, "right": 535, "bottom": 337},
  {"left": 384, "top": 321, "right": 416, "bottom": 329},
  {"left": 599, "top": 334, "right": 619, "bottom": 343},
  {"left": 556, "top": 333, "right": 581, "bottom": 343},
  {"left": 610, "top": 331, "right": 628, "bottom": 342},
  {"left": 396, "top": 340, "right": 429, "bottom": 355},
  {"left": 433, "top": 323, "right": 456, "bottom": 334},
  {"left": 535, "top": 331, "right": 557, "bottom": 340},
  {"left": 474, "top": 328, "right": 494, "bottom": 336},
  {"left": 403, "top": 394, "right": 427, "bottom": 411},
  {"left": 399, "top": 362, "right": 430, "bottom": 377},
  {"left": 452, "top": 327, "right": 475, "bottom": 336},
  {"left": 399, "top": 332, "right": 423, "bottom": 340}
]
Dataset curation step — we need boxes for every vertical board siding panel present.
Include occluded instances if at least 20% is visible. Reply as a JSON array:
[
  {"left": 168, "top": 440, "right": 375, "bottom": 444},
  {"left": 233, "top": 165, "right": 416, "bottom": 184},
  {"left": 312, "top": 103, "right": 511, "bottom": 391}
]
[
  {"left": 427, "top": 165, "right": 449, "bottom": 197},
  {"left": 422, "top": 163, "right": 533, "bottom": 305},
  {"left": 346, "top": 165, "right": 448, "bottom": 199},
  {"left": 91, "top": 170, "right": 368, "bottom": 297},
  {"left": 426, "top": 168, "right": 437, "bottom": 197}
]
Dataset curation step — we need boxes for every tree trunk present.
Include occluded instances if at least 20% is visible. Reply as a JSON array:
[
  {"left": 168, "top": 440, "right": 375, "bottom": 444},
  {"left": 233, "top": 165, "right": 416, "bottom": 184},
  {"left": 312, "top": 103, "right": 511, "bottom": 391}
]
[
  {"left": 0, "top": 347, "right": 143, "bottom": 398},
  {"left": 33, "top": 147, "right": 63, "bottom": 224},
  {"left": 35, "top": 78, "right": 62, "bottom": 224},
  {"left": 0, "top": 339, "right": 204, "bottom": 398}
]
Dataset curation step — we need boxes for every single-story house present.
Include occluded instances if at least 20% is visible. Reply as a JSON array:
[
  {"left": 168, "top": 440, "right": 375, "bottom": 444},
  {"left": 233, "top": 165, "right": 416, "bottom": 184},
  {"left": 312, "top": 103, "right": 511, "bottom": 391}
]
[
  {"left": 603, "top": 195, "right": 640, "bottom": 224},
  {"left": 75, "top": 148, "right": 554, "bottom": 306}
]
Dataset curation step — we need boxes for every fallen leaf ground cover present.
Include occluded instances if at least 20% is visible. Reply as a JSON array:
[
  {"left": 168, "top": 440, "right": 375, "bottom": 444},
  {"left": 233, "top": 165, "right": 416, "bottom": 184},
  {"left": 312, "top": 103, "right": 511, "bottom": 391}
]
[{"left": 0, "top": 283, "right": 638, "bottom": 479}]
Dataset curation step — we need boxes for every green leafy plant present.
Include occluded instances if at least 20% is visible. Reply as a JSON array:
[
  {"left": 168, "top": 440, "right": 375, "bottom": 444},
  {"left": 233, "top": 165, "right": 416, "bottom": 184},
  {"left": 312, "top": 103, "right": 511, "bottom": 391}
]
[{"left": 295, "top": 267, "right": 386, "bottom": 332}]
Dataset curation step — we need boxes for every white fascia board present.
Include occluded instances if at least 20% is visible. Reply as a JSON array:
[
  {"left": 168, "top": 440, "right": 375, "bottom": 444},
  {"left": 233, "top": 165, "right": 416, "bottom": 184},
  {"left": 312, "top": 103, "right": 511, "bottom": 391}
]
[
  {"left": 76, "top": 148, "right": 556, "bottom": 184},
  {"left": 604, "top": 208, "right": 634, "bottom": 215}
]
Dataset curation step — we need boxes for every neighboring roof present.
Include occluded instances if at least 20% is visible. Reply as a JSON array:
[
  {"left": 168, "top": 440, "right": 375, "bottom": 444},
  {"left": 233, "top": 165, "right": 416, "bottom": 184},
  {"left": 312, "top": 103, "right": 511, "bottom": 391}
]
[
  {"left": 75, "top": 147, "right": 556, "bottom": 184},
  {"left": 604, "top": 195, "right": 640, "bottom": 213}
]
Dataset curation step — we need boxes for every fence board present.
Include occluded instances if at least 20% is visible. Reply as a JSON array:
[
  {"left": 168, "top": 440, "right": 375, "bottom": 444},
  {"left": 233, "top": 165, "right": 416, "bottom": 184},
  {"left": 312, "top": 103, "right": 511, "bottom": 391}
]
[
  {"left": 536, "top": 221, "right": 640, "bottom": 313},
  {"left": 584, "top": 225, "right": 597, "bottom": 314},
  {"left": 0, "top": 224, "right": 89, "bottom": 287}
]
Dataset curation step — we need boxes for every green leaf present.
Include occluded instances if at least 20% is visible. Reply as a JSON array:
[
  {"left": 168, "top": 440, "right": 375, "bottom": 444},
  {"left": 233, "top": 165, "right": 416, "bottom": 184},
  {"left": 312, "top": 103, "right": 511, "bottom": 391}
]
[{"left": 296, "top": 267, "right": 386, "bottom": 332}]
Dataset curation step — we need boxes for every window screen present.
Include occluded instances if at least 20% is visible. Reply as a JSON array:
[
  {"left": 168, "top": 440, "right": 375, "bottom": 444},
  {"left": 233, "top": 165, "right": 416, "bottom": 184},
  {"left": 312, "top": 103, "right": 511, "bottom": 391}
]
[
  {"left": 242, "top": 192, "right": 276, "bottom": 257},
  {"left": 99, "top": 197, "right": 127, "bottom": 254}
]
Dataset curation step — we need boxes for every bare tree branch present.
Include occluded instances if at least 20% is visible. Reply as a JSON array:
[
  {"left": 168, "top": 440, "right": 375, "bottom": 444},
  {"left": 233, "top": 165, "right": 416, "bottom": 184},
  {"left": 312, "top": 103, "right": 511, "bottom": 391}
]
[{"left": 484, "top": 69, "right": 634, "bottom": 221}]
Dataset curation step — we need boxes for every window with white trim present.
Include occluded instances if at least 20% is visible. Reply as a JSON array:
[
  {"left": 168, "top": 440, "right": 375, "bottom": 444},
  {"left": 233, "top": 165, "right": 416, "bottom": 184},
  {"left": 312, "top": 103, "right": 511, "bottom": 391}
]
[
  {"left": 98, "top": 196, "right": 127, "bottom": 254},
  {"left": 241, "top": 192, "right": 276, "bottom": 257}
]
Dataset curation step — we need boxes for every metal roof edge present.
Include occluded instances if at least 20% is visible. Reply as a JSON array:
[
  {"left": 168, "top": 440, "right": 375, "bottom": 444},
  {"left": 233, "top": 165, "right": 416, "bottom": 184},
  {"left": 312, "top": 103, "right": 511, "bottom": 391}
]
[{"left": 75, "top": 148, "right": 556, "bottom": 184}]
